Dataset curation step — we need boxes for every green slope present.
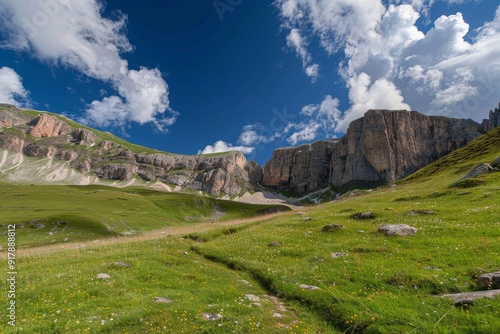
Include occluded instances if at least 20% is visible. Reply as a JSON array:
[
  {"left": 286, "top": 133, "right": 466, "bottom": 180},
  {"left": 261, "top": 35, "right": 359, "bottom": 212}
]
[{"left": 0, "top": 183, "right": 290, "bottom": 248}]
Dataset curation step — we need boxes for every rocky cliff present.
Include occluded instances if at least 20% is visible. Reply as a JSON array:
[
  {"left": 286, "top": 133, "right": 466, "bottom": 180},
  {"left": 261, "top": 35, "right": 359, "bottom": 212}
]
[
  {"left": 263, "top": 109, "right": 484, "bottom": 194},
  {"left": 481, "top": 103, "right": 500, "bottom": 132},
  {"left": 0, "top": 104, "right": 262, "bottom": 197},
  {"left": 262, "top": 140, "right": 336, "bottom": 194}
]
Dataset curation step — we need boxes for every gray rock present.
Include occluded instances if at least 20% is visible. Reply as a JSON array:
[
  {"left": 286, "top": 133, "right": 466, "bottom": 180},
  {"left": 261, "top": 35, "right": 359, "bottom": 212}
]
[
  {"left": 408, "top": 210, "right": 436, "bottom": 215},
  {"left": 153, "top": 297, "right": 173, "bottom": 303},
  {"left": 93, "top": 163, "right": 139, "bottom": 181},
  {"left": 301, "top": 217, "right": 312, "bottom": 222},
  {"left": 440, "top": 289, "right": 500, "bottom": 306},
  {"left": 352, "top": 212, "right": 375, "bottom": 220},
  {"left": 244, "top": 294, "right": 261, "bottom": 302},
  {"left": 113, "top": 261, "right": 131, "bottom": 268},
  {"left": 322, "top": 224, "right": 345, "bottom": 232},
  {"left": 268, "top": 241, "right": 281, "bottom": 247},
  {"left": 331, "top": 252, "right": 349, "bottom": 259},
  {"left": 202, "top": 313, "right": 222, "bottom": 321},
  {"left": 379, "top": 224, "right": 417, "bottom": 236},
  {"left": 478, "top": 271, "right": 500, "bottom": 289},
  {"left": 73, "top": 128, "right": 98, "bottom": 146},
  {"left": 460, "top": 163, "right": 493, "bottom": 180},
  {"left": 96, "top": 273, "right": 111, "bottom": 280},
  {"left": 491, "top": 156, "right": 500, "bottom": 168},
  {"left": 31, "top": 223, "right": 46, "bottom": 230},
  {"left": 300, "top": 284, "right": 321, "bottom": 291}
]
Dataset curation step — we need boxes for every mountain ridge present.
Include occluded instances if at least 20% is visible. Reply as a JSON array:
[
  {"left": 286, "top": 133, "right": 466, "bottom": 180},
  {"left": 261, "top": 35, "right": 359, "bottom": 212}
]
[{"left": 1, "top": 103, "right": 499, "bottom": 197}]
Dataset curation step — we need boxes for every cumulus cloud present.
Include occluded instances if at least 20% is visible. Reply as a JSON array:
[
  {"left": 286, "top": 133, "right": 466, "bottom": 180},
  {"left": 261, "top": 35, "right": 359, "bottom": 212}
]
[
  {"left": 0, "top": 0, "right": 176, "bottom": 130},
  {"left": 0, "top": 66, "right": 29, "bottom": 107},
  {"left": 275, "top": 0, "right": 500, "bottom": 134},
  {"left": 198, "top": 140, "right": 255, "bottom": 155}
]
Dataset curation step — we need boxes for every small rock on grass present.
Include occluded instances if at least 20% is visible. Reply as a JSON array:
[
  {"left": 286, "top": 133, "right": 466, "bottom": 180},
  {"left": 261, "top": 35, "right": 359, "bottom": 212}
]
[
  {"left": 268, "top": 241, "right": 281, "bottom": 247},
  {"left": 153, "top": 297, "right": 173, "bottom": 303},
  {"left": 96, "top": 273, "right": 111, "bottom": 280},
  {"left": 351, "top": 212, "right": 375, "bottom": 220},
  {"left": 440, "top": 290, "right": 500, "bottom": 306},
  {"left": 202, "top": 313, "right": 222, "bottom": 321},
  {"left": 244, "top": 294, "right": 261, "bottom": 302},
  {"left": 408, "top": 210, "right": 436, "bottom": 215},
  {"left": 322, "top": 224, "right": 345, "bottom": 232},
  {"left": 113, "top": 261, "right": 131, "bottom": 267},
  {"left": 300, "top": 284, "right": 320, "bottom": 291},
  {"left": 331, "top": 252, "right": 349, "bottom": 259},
  {"left": 478, "top": 271, "right": 500, "bottom": 289},
  {"left": 379, "top": 224, "right": 417, "bottom": 236}
]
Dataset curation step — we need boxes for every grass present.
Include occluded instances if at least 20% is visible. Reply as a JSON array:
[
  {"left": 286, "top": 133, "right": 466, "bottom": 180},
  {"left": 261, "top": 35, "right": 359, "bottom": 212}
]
[{"left": 0, "top": 184, "right": 290, "bottom": 248}]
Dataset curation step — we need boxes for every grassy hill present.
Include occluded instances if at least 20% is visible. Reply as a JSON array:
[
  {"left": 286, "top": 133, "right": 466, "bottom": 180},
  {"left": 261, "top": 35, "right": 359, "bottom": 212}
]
[{"left": 1, "top": 128, "right": 499, "bottom": 333}]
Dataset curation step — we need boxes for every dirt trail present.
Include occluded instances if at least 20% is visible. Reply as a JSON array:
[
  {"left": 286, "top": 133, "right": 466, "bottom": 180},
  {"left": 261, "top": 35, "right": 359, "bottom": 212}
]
[{"left": 11, "top": 212, "right": 288, "bottom": 257}]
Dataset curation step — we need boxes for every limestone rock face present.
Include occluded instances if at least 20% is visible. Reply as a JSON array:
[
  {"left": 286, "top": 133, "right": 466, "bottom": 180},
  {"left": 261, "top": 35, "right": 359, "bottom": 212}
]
[
  {"left": 263, "top": 109, "right": 482, "bottom": 195},
  {"left": 28, "top": 114, "right": 72, "bottom": 138},
  {"left": 262, "top": 140, "right": 336, "bottom": 194},
  {"left": 93, "top": 163, "right": 139, "bottom": 181},
  {"left": 0, "top": 104, "right": 32, "bottom": 128},
  {"left": 136, "top": 151, "right": 262, "bottom": 196},
  {"left": 329, "top": 110, "right": 481, "bottom": 189},
  {"left": 73, "top": 129, "right": 98, "bottom": 146},
  {"left": 0, "top": 134, "right": 25, "bottom": 153}
]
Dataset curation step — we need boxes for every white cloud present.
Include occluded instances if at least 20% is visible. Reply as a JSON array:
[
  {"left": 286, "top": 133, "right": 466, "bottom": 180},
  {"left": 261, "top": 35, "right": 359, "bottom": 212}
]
[
  {"left": 0, "top": 66, "right": 29, "bottom": 107},
  {"left": 0, "top": 0, "right": 177, "bottom": 130},
  {"left": 238, "top": 124, "right": 280, "bottom": 146},
  {"left": 288, "top": 122, "right": 320, "bottom": 145},
  {"left": 286, "top": 28, "right": 320, "bottom": 82},
  {"left": 276, "top": 0, "right": 500, "bottom": 132},
  {"left": 198, "top": 140, "right": 255, "bottom": 155},
  {"left": 286, "top": 94, "right": 342, "bottom": 144}
]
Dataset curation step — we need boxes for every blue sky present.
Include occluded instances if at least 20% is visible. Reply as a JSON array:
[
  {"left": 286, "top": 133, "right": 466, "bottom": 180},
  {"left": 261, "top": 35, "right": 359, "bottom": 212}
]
[{"left": 0, "top": 0, "right": 499, "bottom": 165}]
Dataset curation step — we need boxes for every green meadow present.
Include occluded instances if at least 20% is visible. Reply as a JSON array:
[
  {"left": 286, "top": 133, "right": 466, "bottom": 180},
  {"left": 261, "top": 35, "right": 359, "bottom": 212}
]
[{"left": 1, "top": 128, "right": 499, "bottom": 333}]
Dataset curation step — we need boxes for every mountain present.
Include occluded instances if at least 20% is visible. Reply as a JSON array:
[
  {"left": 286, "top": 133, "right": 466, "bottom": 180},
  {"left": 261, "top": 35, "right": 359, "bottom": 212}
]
[
  {"left": 264, "top": 108, "right": 499, "bottom": 195},
  {"left": 0, "top": 104, "right": 262, "bottom": 197},
  {"left": 1, "top": 104, "right": 498, "bottom": 197}
]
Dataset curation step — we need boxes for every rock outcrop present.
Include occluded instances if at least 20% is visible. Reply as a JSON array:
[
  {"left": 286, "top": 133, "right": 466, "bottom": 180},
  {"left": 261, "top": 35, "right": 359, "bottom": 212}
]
[
  {"left": 263, "top": 109, "right": 482, "bottom": 194},
  {"left": 28, "top": 113, "right": 72, "bottom": 138},
  {"left": 263, "top": 140, "right": 336, "bottom": 194},
  {"left": 481, "top": 103, "right": 500, "bottom": 132},
  {"left": 0, "top": 105, "right": 262, "bottom": 196}
]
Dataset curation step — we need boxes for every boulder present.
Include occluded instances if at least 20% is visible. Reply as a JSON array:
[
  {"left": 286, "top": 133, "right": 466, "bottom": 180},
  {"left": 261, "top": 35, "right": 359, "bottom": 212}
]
[
  {"left": 352, "top": 212, "right": 375, "bottom": 220},
  {"left": 322, "top": 224, "right": 345, "bottom": 232},
  {"left": 478, "top": 272, "right": 500, "bottom": 289},
  {"left": 300, "top": 284, "right": 321, "bottom": 291},
  {"left": 460, "top": 163, "right": 493, "bottom": 180},
  {"left": 440, "top": 290, "right": 500, "bottom": 306},
  {"left": 491, "top": 157, "right": 500, "bottom": 168},
  {"left": 379, "top": 224, "right": 417, "bottom": 236}
]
